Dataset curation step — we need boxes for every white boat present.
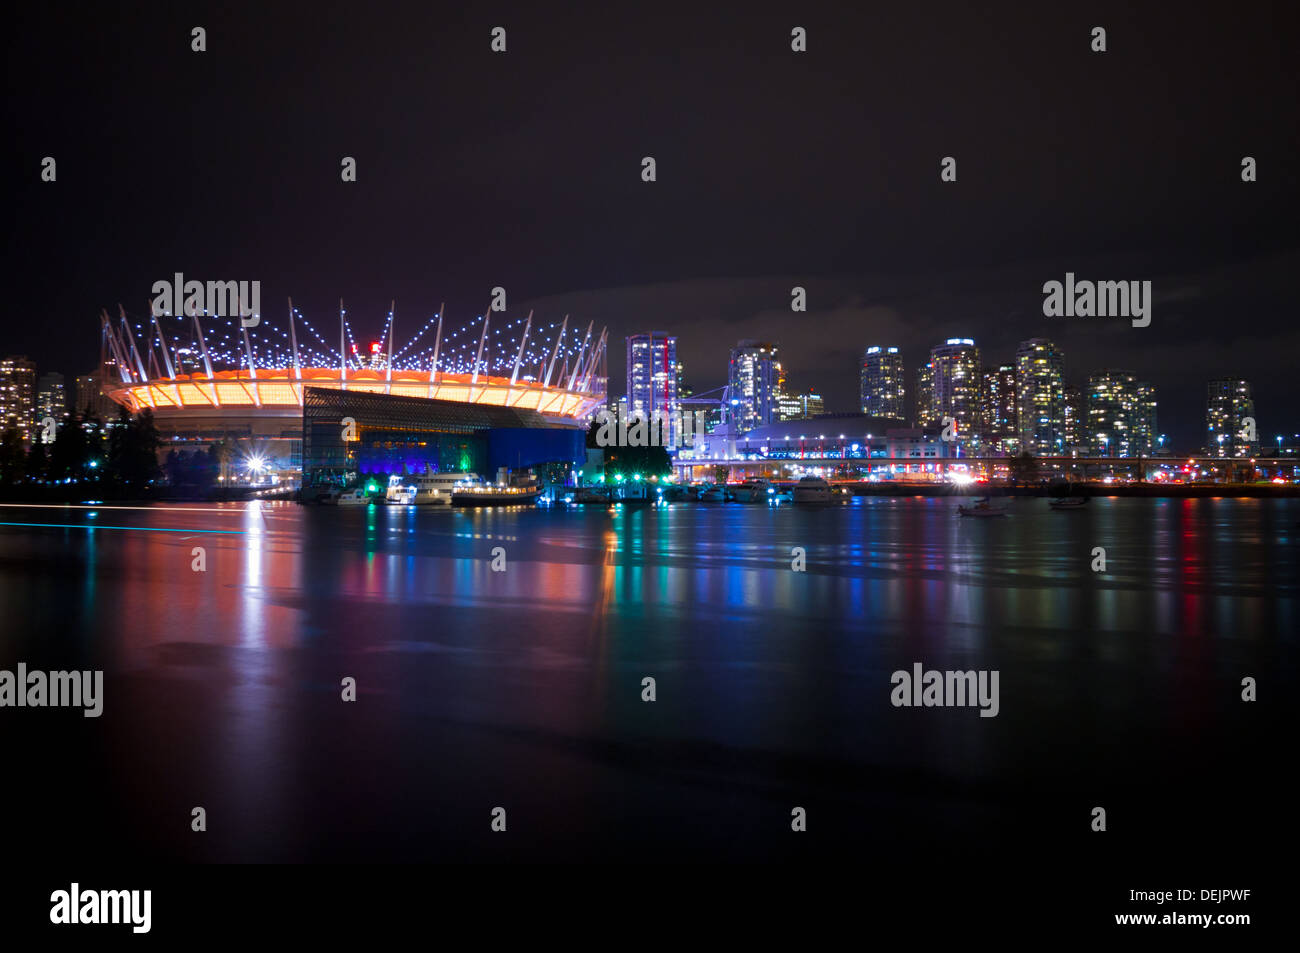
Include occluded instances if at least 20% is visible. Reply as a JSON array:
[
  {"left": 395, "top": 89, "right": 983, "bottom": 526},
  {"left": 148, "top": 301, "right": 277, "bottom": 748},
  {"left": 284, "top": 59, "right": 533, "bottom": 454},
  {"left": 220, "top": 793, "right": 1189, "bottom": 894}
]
[
  {"left": 451, "top": 479, "right": 541, "bottom": 507},
  {"left": 792, "top": 476, "right": 833, "bottom": 504},
  {"left": 731, "top": 478, "right": 772, "bottom": 503},
  {"left": 386, "top": 472, "right": 478, "bottom": 505},
  {"left": 337, "top": 488, "right": 371, "bottom": 506}
]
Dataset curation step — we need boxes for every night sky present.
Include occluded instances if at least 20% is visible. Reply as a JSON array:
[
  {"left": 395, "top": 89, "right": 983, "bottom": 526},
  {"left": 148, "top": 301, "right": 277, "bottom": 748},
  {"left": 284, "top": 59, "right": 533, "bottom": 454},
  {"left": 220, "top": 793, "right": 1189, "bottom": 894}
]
[{"left": 4, "top": 1, "right": 1297, "bottom": 451}]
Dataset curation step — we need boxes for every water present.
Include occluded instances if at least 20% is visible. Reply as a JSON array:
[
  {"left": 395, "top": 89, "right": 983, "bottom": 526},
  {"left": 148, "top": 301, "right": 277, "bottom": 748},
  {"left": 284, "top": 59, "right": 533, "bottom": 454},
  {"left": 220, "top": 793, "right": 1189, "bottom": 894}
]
[{"left": 1, "top": 497, "right": 1295, "bottom": 863}]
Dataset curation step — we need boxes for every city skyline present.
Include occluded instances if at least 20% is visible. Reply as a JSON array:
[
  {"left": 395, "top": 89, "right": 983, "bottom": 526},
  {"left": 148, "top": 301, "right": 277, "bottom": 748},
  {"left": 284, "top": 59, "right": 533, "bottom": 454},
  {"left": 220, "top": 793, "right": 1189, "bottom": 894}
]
[{"left": 5, "top": 319, "right": 1293, "bottom": 458}]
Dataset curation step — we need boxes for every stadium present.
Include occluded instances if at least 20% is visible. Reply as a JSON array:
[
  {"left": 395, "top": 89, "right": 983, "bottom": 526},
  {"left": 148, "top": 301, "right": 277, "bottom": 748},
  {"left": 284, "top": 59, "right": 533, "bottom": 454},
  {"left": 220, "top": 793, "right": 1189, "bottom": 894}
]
[{"left": 97, "top": 300, "right": 608, "bottom": 483}]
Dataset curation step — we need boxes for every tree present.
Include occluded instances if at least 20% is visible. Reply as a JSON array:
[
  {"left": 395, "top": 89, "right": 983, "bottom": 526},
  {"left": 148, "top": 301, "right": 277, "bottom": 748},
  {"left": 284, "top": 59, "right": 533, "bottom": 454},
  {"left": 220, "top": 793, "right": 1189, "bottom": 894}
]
[
  {"left": 603, "top": 443, "right": 672, "bottom": 480},
  {"left": 26, "top": 439, "right": 49, "bottom": 482},
  {"left": 49, "top": 413, "right": 90, "bottom": 481},
  {"left": 207, "top": 439, "right": 234, "bottom": 486},
  {"left": 1009, "top": 451, "right": 1039, "bottom": 487},
  {"left": 0, "top": 428, "right": 25, "bottom": 485}
]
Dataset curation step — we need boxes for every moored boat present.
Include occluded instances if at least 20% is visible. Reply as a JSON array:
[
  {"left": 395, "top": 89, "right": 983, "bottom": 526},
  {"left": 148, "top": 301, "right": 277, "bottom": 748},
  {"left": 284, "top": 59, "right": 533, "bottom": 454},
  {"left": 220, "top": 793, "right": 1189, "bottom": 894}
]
[
  {"left": 451, "top": 480, "right": 541, "bottom": 507},
  {"left": 386, "top": 472, "right": 477, "bottom": 505},
  {"left": 1049, "top": 496, "right": 1088, "bottom": 509},
  {"left": 698, "top": 484, "right": 730, "bottom": 502},
  {"left": 792, "top": 476, "right": 833, "bottom": 504},
  {"left": 731, "top": 478, "right": 772, "bottom": 503},
  {"left": 957, "top": 496, "right": 1007, "bottom": 518}
]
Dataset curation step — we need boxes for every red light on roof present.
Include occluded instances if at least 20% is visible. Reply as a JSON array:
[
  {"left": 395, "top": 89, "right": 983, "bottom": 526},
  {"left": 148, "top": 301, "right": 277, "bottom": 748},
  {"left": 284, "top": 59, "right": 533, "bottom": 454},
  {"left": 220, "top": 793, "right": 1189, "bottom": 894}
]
[{"left": 371, "top": 342, "right": 381, "bottom": 354}]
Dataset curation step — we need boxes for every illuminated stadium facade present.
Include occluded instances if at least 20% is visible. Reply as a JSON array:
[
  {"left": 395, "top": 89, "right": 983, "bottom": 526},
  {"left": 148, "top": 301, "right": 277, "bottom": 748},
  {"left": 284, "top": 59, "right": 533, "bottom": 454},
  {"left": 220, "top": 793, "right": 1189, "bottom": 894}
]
[{"left": 98, "top": 300, "right": 608, "bottom": 476}]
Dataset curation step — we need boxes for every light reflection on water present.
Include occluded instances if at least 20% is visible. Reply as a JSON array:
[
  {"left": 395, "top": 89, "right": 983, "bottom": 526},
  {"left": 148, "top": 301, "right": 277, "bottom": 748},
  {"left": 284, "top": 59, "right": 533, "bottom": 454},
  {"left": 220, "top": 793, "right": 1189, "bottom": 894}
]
[{"left": 0, "top": 496, "right": 1295, "bottom": 861}]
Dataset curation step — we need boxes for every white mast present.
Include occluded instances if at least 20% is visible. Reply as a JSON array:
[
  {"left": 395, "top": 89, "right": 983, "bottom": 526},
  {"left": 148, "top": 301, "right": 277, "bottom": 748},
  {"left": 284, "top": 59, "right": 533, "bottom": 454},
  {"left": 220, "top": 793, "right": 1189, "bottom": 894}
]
[
  {"left": 385, "top": 298, "right": 396, "bottom": 392},
  {"left": 118, "top": 305, "right": 150, "bottom": 384},
  {"left": 470, "top": 306, "right": 491, "bottom": 400},
  {"left": 288, "top": 298, "right": 303, "bottom": 407},
  {"left": 543, "top": 314, "right": 567, "bottom": 388},
  {"left": 191, "top": 311, "right": 219, "bottom": 406},
  {"left": 506, "top": 310, "right": 532, "bottom": 405},
  {"left": 427, "top": 303, "right": 444, "bottom": 400},
  {"left": 339, "top": 298, "right": 347, "bottom": 390},
  {"left": 567, "top": 321, "right": 593, "bottom": 391}
]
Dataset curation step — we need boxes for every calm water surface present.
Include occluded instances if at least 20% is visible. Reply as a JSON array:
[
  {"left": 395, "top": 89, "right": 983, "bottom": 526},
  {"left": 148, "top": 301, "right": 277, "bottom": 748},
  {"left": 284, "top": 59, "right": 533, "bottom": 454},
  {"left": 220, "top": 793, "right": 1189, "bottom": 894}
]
[{"left": 1, "top": 497, "right": 1295, "bottom": 862}]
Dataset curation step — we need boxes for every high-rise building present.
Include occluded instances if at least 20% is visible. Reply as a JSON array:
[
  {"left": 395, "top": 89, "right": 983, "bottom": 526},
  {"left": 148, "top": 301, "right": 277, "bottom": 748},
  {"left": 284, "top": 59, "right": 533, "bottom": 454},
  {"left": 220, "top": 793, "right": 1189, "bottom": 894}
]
[
  {"left": 980, "top": 364, "right": 1018, "bottom": 454},
  {"left": 1015, "top": 338, "right": 1065, "bottom": 455},
  {"left": 777, "top": 388, "right": 802, "bottom": 421},
  {"left": 777, "top": 387, "right": 823, "bottom": 421},
  {"left": 1133, "top": 380, "right": 1157, "bottom": 458},
  {"left": 626, "top": 333, "right": 679, "bottom": 445},
  {"left": 0, "top": 355, "right": 38, "bottom": 444},
  {"left": 915, "top": 360, "right": 935, "bottom": 428},
  {"left": 860, "top": 346, "right": 905, "bottom": 419},
  {"left": 926, "top": 338, "right": 981, "bottom": 446},
  {"left": 727, "top": 340, "right": 779, "bottom": 433},
  {"left": 1205, "top": 379, "right": 1255, "bottom": 457},
  {"left": 1062, "top": 385, "right": 1085, "bottom": 454},
  {"left": 36, "top": 372, "right": 67, "bottom": 423},
  {"left": 1087, "top": 370, "right": 1156, "bottom": 457}
]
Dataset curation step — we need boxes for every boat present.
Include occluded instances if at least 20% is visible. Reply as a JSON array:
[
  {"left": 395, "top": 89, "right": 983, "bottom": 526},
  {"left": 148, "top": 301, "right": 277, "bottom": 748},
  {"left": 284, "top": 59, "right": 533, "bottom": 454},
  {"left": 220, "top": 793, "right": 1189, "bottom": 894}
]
[
  {"left": 957, "top": 496, "right": 1007, "bottom": 518},
  {"left": 614, "top": 483, "right": 656, "bottom": 507},
  {"left": 659, "top": 484, "right": 692, "bottom": 503},
  {"left": 770, "top": 485, "right": 794, "bottom": 504},
  {"left": 451, "top": 479, "right": 541, "bottom": 507},
  {"left": 731, "top": 478, "right": 772, "bottom": 503},
  {"left": 305, "top": 484, "right": 343, "bottom": 505},
  {"left": 386, "top": 472, "right": 478, "bottom": 505},
  {"left": 1049, "top": 496, "right": 1088, "bottom": 509},
  {"left": 337, "top": 488, "right": 372, "bottom": 506},
  {"left": 698, "top": 484, "right": 730, "bottom": 503},
  {"left": 572, "top": 486, "right": 612, "bottom": 504},
  {"left": 792, "top": 476, "right": 833, "bottom": 504}
]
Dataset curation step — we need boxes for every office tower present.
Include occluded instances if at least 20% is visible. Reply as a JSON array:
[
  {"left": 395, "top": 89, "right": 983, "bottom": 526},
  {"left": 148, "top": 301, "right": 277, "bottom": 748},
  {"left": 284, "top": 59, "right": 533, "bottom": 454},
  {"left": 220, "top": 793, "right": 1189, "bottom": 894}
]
[
  {"left": 0, "top": 355, "right": 38, "bottom": 444},
  {"left": 778, "top": 387, "right": 802, "bottom": 421},
  {"left": 728, "top": 340, "right": 779, "bottom": 433},
  {"left": 1205, "top": 379, "right": 1255, "bottom": 457},
  {"left": 777, "top": 386, "right": 822, "bottom": 421},
  {"left": 626, "top": 333, "right": 679, "bottom": 445},
  {"left": 927, "top": 338, "right": 981, "bottom": 445},
  {"left": 36, "top": 372, "right": 67, "bottom": 423},
  {"left": 1015, "top": 338, "right": 1065, "bottom": 454},
  {"left": 861, "top": 346, "right": 905, "bottom": 419},
  {"left": 981, "top": 364, "right": 1018, "bottom": 454}
]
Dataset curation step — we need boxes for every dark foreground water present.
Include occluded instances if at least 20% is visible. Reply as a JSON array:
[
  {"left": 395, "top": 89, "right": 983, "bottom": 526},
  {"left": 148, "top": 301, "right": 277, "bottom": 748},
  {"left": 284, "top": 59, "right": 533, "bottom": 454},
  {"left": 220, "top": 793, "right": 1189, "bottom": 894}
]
[{"left": 0, "top": 497, "right": 1295, "bottom": 864}]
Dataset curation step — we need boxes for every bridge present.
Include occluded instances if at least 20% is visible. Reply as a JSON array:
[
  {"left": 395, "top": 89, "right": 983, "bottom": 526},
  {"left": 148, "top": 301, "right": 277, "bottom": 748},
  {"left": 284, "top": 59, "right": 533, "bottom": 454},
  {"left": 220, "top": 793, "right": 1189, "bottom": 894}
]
[{"left": 673, "top": 452, "right": 1300, "bottom": 482}]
